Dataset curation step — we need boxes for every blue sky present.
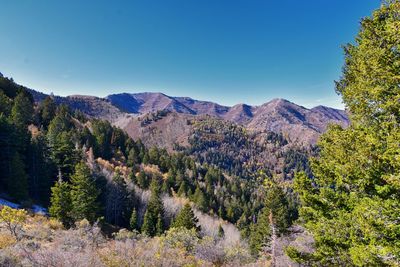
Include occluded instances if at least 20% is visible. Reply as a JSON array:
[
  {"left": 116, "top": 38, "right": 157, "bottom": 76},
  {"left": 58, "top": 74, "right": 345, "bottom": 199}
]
[{"left": 0, "top": 1, "right": 379, "bottom": 108}]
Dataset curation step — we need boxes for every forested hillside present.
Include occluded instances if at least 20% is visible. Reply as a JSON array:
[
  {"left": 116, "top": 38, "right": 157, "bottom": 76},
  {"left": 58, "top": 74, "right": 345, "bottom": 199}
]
[
  {"left": 0, "top": 74, "right": 302, "bottom": 265},
  {"left": 0, "top": 1, "right": 398, "bottom": 266}
]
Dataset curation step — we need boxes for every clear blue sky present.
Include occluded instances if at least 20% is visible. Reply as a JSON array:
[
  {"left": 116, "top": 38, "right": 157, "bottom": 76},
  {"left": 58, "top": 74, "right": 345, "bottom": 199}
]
[{"left": 0, "top": 0, "right": 379, "bottom": 108}]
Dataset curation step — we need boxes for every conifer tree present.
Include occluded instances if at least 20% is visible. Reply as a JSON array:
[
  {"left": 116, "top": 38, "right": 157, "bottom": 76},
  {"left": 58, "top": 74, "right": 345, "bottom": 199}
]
[
  {"left": 11, "top": 92, "right": 33, "bottom": 127},
  {"left": 177, "top": 180, "right": 187, "bottom": 197},
  {"left": 141, "top": 178, "right": 165, "bottom": 236},
  {"left": 70, "top": 162, "right": 100, "bottom": 223},
  {"left": 49, "top": 180, "right": 73, "bottom": 227},
  {"left": 141, "top": 209, "right": 154, "bottom": 236},
  {"left": 0, "top": 91, "right": 11, "bottom": 116},
  {"left": 7, "top": 153, "right": 29, "bottom": 201},
  {"left": 249, "top": 207, "right": 271, "bottom": 256},
  {"left": 129, "top": 208, "right": 137, "bottom": 230},
  {"left": 290, "top": 2, "right": 400, "bottom": 265},
  {"left": 156, "top": 214, "right": 164, "bottom": 236},
  {"left": 193, "top": 187, "right": 208, "bottom": 212},
  {"left": 106, "top": 173, "right": 130, "bottom": 226},
  {"left": 39, "top": 96, "right": 56, "bottom": 128},
  {"left": 137, "top": 170, "right": 149, "bottom": 189},
  {"left": 217, "top": 224, "right": 224, "bottom": 238},
  {"left": 171, "top": 203, "right": 200, "bottom": 232}
]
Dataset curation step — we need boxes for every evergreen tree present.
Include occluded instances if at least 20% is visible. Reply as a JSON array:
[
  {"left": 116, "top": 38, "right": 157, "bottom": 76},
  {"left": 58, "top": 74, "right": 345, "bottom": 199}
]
[
  {"left": 156, "top": 214, "right": 163, "bottom": 236},
  {"left": 49, "top": 180, "right": 73, "bottom": 227},
  {"left": 171, "top": 203, "right": 200, "bottom": 232},
  {"left": 70, "top": 162, "right": 100, "bottom": 223},
  {"left": 129, "top": 208, "right": 137, "bottom": 230},
  {"left": 141, "top": 178, "right": 165, "bottom": 236},
  {"left": 27, "top": 134, "right": 54, "bottom": 204},
  {"left": 217, "top": 224, "right": 224, "bottom": 238},
  {"left": 47, "top": 108, "right": 77, "bottom": 178},
  {"left": 264, "top": 185, "right": 290, "bottom": 234},
  {"left": 137, "top": 170, "right": 149, "bottom": 189},
  {"left": 105, "top": 173, "right": 131, "bottom": 227},
  {"left": 11, "top": 92, "right": 33, "bottom": 127},
  {"left": 0, "top": 91, "right": 11, "bottom": 116},
  {"left": 193, "top": 187, "right": 208, "bottom": 212},
  {"left": 127, "top": 147, "right": 139, "bottom": 167},
  {"left": 177, "top": 180, "right": 187, "bottom": 197},
  {"left": 7, "top": 152, "right": 29, "bottom": 201},
  {"left": 249, "top": 207, "right": 271, "bottom": 256},
  {"left": 39, "top": 96, "right": 56, "bottom": 128},
  {"left": 290, "top": 2, "right": 400, "bottom": 266},
  {"left": 91, "top": 120, "right": 113, "bottom": 160}
]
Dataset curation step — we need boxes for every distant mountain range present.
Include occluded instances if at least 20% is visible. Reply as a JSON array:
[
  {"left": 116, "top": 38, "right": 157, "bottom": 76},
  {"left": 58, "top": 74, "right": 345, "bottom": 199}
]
[{"left": 29, "top": 89, "right": 349, "bottom": 146}]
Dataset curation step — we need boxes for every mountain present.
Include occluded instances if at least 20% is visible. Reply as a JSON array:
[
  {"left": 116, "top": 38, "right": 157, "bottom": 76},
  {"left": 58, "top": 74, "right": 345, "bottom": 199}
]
[
  {"left": 106, "top": 93, "right": 349, "bottom": 145},
  {"left": 28, "top": 89, "right": 349, "bottom": 146}
]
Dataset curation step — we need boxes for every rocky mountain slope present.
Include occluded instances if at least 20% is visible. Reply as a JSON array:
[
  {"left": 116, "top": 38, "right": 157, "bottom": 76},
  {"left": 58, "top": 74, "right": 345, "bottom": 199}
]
[{"left": 29, "top": 89, "right": 349, "bottom": 146}]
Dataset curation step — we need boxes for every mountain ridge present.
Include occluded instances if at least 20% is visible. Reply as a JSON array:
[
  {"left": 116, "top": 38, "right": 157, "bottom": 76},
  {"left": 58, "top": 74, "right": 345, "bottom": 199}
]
[{"left": 27, "top": 88, "right": 349, "bottom": 146}]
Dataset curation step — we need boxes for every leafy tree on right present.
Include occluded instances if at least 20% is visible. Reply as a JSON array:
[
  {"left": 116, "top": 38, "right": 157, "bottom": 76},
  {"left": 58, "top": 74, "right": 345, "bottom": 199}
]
[{"left": 289, "top": 2, "right": 400, "bottom": 266}]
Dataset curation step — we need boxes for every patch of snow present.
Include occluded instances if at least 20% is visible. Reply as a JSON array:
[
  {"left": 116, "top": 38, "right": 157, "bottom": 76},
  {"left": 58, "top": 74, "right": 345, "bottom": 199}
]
[
  {"left": 0, "top": 198, "right": 48, "bottom": 215},
  {"left": 0, "top": 198, "right": 20, "bottom": 209}
]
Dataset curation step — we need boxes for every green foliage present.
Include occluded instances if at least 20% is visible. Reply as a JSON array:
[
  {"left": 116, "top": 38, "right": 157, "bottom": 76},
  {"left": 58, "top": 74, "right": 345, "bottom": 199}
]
[
  {"left": 292, "top": 2, "right": 400, "bottom": 266},
  {"left": 217, "top": 224, "right": 224, "bottom": 238},
  {"left": 129, "top": 208, "right": 137, "bottom": 230},
  {"left": 49, "top": 180, "right": 73, "bottom": 227},
  {"left": 141, "top": 179, "right": 165, "bottom": 236},
  {"left": 249, "top": 206, "right": 270, "bottom": 256},
  {"left": 0, "top": 206, "right": 27, "bottom": 241},
  {"left": 11, "top": 92, "right": 33, "bottom": 128},
  {"left": 160, "top": 227, "right": 200, "bottom": 253},
  {"left": 171, "top": 203, "right": 200, "bottom": 232},
  {"left": 137, "top": 170, "right": 150, "bottom": 189},
  {"left": 70, "top": 162, "right": 100, "bottom": 223},
  {"left": 192, "top": 187, "right": 208, "bottom": 212},
  {"left": 7, "top": 153, "right": 29, "bottom": 201},
  {"left": 92, "top": 120, "right": 113, "bottom": 160},
  {"left": 0, "top": 91, "right": 11, "bottom": 116},
  {"left": 38, "top": 96, "right": 56, "bottom": 128},
  {"left": 105, "top": 173, "right": 132, "bottom": 227}
]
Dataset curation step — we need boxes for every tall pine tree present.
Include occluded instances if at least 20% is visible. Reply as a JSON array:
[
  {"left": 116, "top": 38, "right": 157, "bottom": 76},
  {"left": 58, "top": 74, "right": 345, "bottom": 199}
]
[
  {"left": 70, "top": 162, "right": 100, "bottom": 223},
  {"left": 171, "top": 203, "right": 200, "bottom": 232},
  {"left": 49, "top": 179, "right": 73, "bottom": 227},
  {"left": 290, "top": 2, "right": 400, "bottom": 266},
  {"left": 141, "top": 178, "right": 165, "bottom": 236}
]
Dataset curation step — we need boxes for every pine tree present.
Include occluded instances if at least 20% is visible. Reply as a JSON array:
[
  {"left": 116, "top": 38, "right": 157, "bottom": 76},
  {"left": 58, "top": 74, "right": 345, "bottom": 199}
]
[
  {"left": 141, "top": 209, "right": 154, "bottom": 236},
  {"left": 39, "top": 96, "right": 56, "bottom": 128},
  {"left": 105, "top": 173, "right": 130, "bottom": 226},
  {"left": 141, "top": 178, "right": 165, "bottom": 236},
  {"left": 193, "top": 187, "right": 208, "bottom": 212},
  {"left": 7, "top": 152, "right": 29, "bottom": 201},
  {"left": 11, "top": 92, "right": 33, "bottom": 127},
  {"left": 129, "top": 208, "right": 137, "bottom": 230},
  {"left": 137, "top": 170, "right": 149, "bottom": 189},
  {"left": 27, "top": 134, "right": 54, "bottom": 204},
  {"left": 0, "top": 91, "right": 11, "bottom": 116},
  {"left": 264, "top": 185, "right": 290, "bottom": 234},
  {"left": 156, "top": 213, "right": 163, "bottom": 236},
  {"left": 49, "top": 180, "right": 73, "bottom": 227},
  {"left": 177, "top": 180, "right": 187, "bottom": 197},
  {"left": 70, "top": 162, "right": 100, "bottom": 223},
  {"left": 290, "top": 2, "right": 400, "bottom": 266},
  {"left": 47, "top": 109, "right": 77, "bottom": 178},
  {"left": 171, "top": 203, "right": 200, "bottom": 232},
  {"left": 127, "top": 147, "right": 139, "bottom": 167},
  {"left": 249, "top": 207, "right": 271, "bottom": 256},
  {"left": 217, "top": 224, "right": 224, "bottom": 238}
]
